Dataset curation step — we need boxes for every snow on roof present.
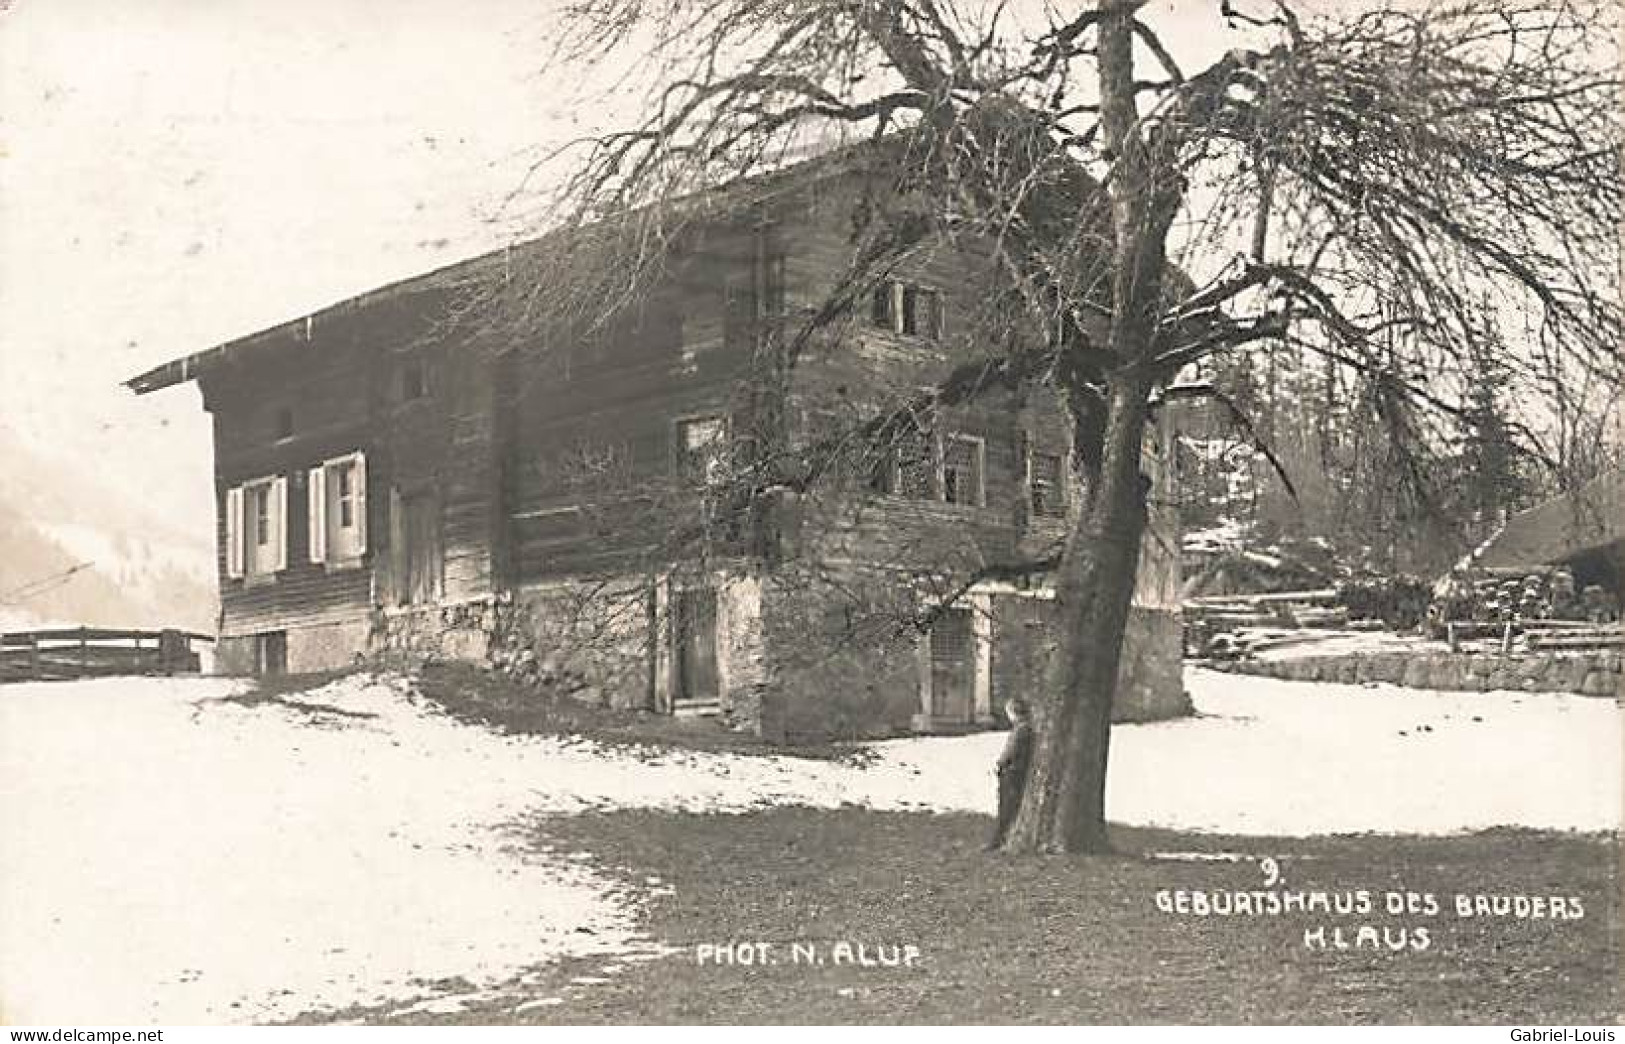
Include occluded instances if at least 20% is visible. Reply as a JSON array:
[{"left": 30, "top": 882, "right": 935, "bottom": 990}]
[{"left": 1471, "top": 468, "right": 1625, "bottom": 572}]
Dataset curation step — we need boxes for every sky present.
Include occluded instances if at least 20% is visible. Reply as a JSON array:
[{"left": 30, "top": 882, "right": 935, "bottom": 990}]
[
  {"left": 0, "top": 0, "right": 1267, "bottom": 553},
  {"left": 0, "top": 0, "right": 589, "bottom": 544}
]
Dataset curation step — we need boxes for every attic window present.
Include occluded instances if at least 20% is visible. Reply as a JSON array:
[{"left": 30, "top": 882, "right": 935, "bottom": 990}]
[
  {"left": 400, "top": 360, "right": 428, "bottom": 402},
  {"left": 273, "top": 407, "right": 294, "bottom": 440}
]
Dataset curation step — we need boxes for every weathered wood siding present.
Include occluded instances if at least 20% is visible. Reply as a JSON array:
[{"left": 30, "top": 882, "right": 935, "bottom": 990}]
[
  {"left": 202, "top": 289, "right": 502, "bottom": 639},
  {"left": 503, "top": 169, "right": 1168, "bottom": 596},
  {"left": 777, "top": 179, "right": 1082, "bottom": 579},
  {"left": 507, "top": 222, "right": 775, "bottom": 581}
]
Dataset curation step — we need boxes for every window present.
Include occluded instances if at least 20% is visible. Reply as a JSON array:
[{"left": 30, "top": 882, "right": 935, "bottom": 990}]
[
  {"left": 869, "top": 279, "right": 942, "bottom": 340},
  {"left": 225, "top": 475, "right": 288, "bottom": 580},
  {"left": 307, "top": 451, "right": 368, "bottom": 566},
  {"left": 942, "top": 436, "right": 984, "bottom": 507},
  {"left": 870, "top": 427, "right": 935, "bottom": 499},
  {"left": 676, "top": 417, "right": 727, "bottom": 485},
  {"left": 273, "top": 407, "right": 294, "bottom": 441},
  {"left": 1030, "top": 452, "right": 1066, "bottom": 518},
  {"left": 253, "top": 485, "right": 272, "bottom": 546},
  {"left": 897, "top": 432, "right": 935, "bottom": 499},
  {"left": 335, "top": 462, "right": 356, "bottom": 528},
  {"left": 400, "top": 360, "right": 428, "bottom": 402},
  {"left": 900, "top": 284, "right": 937, "bottom": 337},
  {"left": 870, "top": 282, "right": 895, "bottom": 329}
]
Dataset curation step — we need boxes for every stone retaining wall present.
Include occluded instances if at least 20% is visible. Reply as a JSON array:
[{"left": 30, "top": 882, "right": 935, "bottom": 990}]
[{"left": 1215, "top": 649, "right": 1622, "bottom": 697}]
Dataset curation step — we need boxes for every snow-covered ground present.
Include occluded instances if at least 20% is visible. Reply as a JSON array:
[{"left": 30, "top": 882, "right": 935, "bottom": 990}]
[
  {"left": 0, "top": 669, "right": 1617, "bottom": 1023},
  {"left": 1243, "top": 628, "right": 1456, "bottom": 661}
]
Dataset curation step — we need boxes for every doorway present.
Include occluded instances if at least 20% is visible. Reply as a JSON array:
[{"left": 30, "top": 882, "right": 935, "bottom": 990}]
[
  {"left": 929, "top": 607, "right": 975, "bottom": 723},
  {"left": 256, "top": 631, "right": 287, "bottom": 676},
  {"left": 672, "top": 588, "right": 720, "bottom": 705},
  {"left": 395, "top": 490, "right": 444, "bottom": 606}
]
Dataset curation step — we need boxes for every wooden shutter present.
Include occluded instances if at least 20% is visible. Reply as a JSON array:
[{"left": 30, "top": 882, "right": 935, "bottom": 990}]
[
  {"left": 225, "top": 486, "right": 244, "bottom": 579},
  {"left": 272, "top": 476, "right": 289, "bottom": 572},
  {"left": 307, "top": 465, "right": 327, "bottom": 563},
  {"left": 352, "top": 452, "right": 369, "bottom": 554}
]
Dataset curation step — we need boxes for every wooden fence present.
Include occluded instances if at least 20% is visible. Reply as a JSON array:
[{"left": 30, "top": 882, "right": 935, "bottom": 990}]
[{"left": 0, "top": 628, "right": 211, "bottom": 683}]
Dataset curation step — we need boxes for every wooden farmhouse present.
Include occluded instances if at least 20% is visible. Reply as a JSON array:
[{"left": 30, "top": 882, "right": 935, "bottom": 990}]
[{"left": 128, "top": 152, "right": 1188, "bottom": 741}]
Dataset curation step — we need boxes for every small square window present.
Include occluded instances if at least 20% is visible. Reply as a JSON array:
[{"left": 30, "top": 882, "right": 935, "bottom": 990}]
[
  {"left": 868, "top": 279, "right": 941, "bottom": 340},
  {"left": 677, "top": 416, "right": 727, "bottom": 484}
]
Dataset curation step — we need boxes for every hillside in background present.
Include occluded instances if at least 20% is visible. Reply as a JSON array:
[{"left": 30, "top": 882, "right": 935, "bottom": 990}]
[{"left": 0, "top": 423, "right": 215, "bottom": 633}]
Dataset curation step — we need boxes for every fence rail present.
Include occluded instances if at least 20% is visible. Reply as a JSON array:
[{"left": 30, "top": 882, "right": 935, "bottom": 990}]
[{"left": 0, "top": 628, "right": 211, "bottom": 683}]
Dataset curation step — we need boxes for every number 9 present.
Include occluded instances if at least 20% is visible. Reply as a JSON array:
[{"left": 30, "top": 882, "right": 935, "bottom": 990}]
[{"left": 1260, "top": 857, "right": 1281, "bottom": 887}]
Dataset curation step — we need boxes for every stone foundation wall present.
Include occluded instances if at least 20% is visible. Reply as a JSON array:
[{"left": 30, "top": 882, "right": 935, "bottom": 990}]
[
  {"left": 214, "top": 634, "right": 258, "bottom": 676},
  {"left": 1218, "top": 649, "right": 1622, "bottom": 697},
  {"left": 214, "top": 569, "right": 1193, "bottom": 739},
  {"left": 991, "top": 598, "right": 1190, "bottom": 723},
  {"left": 371, "top": 599, "right": 499, "bottom": 668},
  {"left": 757, "top": 578, "right": 922, "bottom": 742},
  {"left": 288, "top": 618, "right": 373, "bottom": 673},
  {"left": 754, "top": 580, "right": 1192, "bottom": 742},
  {"left": 215, "top": 616, "right": 375, "bottom": 675},
  {"left": 500, "top": 581, "right": 654, "bottom": 711}
]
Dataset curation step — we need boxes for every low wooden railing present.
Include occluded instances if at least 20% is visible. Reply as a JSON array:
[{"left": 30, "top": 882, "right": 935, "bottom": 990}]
[{"left": 0, "top": 628, "right": 212, "bottom": 682}]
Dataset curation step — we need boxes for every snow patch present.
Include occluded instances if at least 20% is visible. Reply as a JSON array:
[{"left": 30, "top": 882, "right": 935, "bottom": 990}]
[
  {"left": 1, "top": 668, "right": 1616, "bottom": 1024},
  {"left": 0, "top": 676, "right": 653, "bottom": 1025}
]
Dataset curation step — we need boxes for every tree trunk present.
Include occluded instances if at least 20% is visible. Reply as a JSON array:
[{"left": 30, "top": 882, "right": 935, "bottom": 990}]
[
  {"left": 995, "top": 1, "right": 1180, "bottom": 855},
  {"left": 1001, "top": 372, "right": 1153, "bottom": 854}
]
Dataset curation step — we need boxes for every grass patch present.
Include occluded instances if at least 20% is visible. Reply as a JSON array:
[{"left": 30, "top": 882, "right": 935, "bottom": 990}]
[
  {"left": 411, "top": 662, "right": 874, "bottom": 763},
  {"left": 326, "top": 809, "right": 1617, "bottom": 1025}
]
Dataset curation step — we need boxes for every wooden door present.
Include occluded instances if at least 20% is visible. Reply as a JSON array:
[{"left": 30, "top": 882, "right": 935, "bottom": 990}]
[
  {"left": 930, "top": 607, "right": 975, "bottom": 723},
  {"left": 673, "top": 588, "right": 719, "bottom": 704},
  {"left": 258, "top": 632, "right": 287, "bottom": 676},
  {"left": 398, "top": 492, "right": 443, "bottom": 606}
]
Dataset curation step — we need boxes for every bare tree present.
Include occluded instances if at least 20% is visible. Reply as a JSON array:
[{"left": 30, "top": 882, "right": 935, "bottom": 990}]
[{"left": 475, "top": 0, "right": 1620, "bottom": 853}]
